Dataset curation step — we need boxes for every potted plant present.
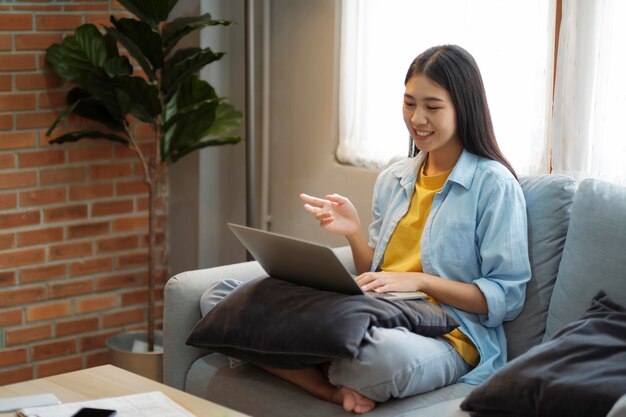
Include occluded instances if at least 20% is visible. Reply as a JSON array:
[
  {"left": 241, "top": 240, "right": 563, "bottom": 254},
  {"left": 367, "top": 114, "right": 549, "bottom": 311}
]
[{"left": 45, "top": 0, "right": 242, "bottom": 380}]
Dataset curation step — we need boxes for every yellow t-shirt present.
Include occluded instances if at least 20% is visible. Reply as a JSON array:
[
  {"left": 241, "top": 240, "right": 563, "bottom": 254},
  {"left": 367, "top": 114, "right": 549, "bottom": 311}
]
[{"left": 381, "top": 164, "right": 479, "bottom": 367}]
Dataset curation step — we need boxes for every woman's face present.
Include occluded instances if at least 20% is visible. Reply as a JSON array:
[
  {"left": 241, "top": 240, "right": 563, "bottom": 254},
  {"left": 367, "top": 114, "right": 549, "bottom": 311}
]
[{"left": 402, "top": 74, "right": 461, "bottom": 159}]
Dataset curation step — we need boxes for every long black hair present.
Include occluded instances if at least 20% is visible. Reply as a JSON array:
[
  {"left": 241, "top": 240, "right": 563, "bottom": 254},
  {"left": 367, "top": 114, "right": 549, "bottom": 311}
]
[{"left": 405, "top": 45, "right": 517, "bottom": 179}]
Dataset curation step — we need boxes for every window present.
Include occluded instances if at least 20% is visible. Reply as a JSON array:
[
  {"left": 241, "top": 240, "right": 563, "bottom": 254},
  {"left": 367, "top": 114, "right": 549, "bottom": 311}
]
[{"left": 338, "top": 0, "right": 553, "bottom": 174}]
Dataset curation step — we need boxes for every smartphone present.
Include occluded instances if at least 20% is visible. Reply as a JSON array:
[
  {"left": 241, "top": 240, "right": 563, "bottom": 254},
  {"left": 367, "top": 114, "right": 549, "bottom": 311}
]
[{"left": 71, "top": 407, "right": 117, "bottom": 417}]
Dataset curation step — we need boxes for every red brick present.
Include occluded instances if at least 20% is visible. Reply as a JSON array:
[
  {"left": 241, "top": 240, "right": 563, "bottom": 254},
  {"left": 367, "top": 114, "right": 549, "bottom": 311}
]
[
  {"left": 0, "top": 366, "right": 33, "bottom": 385},
  {"left": 86, "top": 13, "right": 122, "bottom": 27},
  {"left": 15, "top": 72, "right": 63, "bottom": 90},
  {"left": 0, "top": 113, "right": 13, "bottom": 130},
  {"left": 0, "top": 308, "right": 22, "bottom": 327},
  {"left": 0, "top": 270, "right": 16, "bottom": 286},
  {"left": 26, "top": 300, "right": 72, "bottom": 322},
  {"left": 15, "top": 34, "right": 63, "bottom": 51},
  {"left": 112, "top": 216, "right": 148, "bottom": 232},
  {"left": 44, "top": 204, "right": 88, "bottom": 222},
  {"left": 0, "top": 248, "right": 45, "bottom": 268},
  {"left": 96, "top": 273, "right": 141, "bottom": 291},
  {"left": 0, "top": 131, "right": 37, "bottom": 150},
  {"left": 68, "top": 145, "right": 113, "bottom": 162},
  {"left": 20, "top": 187, "right": 66, "bottom": 206},
  {"left": 92, "top": 199, "right": 133, "bottom": 217},
  {"left": 0, "top": 74, "right": 12, "bottom": 91},
  {"left": 66, "top": 4, "right": 110, "bottom": 11},
  {"left": 49, "top": 241, "right": 92, "bottom": 260},
  {"left": 70, "top": 257, "right": 113, "bottom": 276},
  {"left": 0, "top": 348, "right": 28, "bottom": 367},
  {"left": 32, "top": 338, "right": 76, "bottom": 360},
  {"left": 103, "top": 307, "right": 144, "bottom": 328},
  {"left": 0, "top": 34, "right": 11, "bottom": 51},
  {"left": 68, "top": 221, "right": 110, "bottom": 239},
  {"left": 16, "top": 111, "right": 61, "bottom": 130},
  {"left": 86, "top": 350, "right": 110, "bottom": 368},
  {"left": 18, "top": 148, "right": 65, "bottom": 168},
  {"left": 0, "top": 192, "right": 17, "bottom": 209},
  {"left": 5, "top": 324, "right": 51, "bottom": 346},
  {"left": 49, "top": 279, "right": 93, "bottom": 298},
  {"left": 17, "top": 226, "right": 64, "bottom": 246},
  {"left": 38, "top": 356, "right": 82, "bottom": 378},
  {"left": 76, "top": 294, "right": 118, "bottom": 314},
  {"left": 115, "top": 142, "right": 153, "bottom": 159},
  {"left": 0, "top": 54, "right": 37, "bottom": 71},
  {"left": 0, "top": 93, "right": 36, "bottom": 111},
  {"left": 118, "top": 252, "right": 148, "bottom": 269},
  {"left": 116, "top": 179, "right": 148, "bottom": 195},
  {"left": 0, "top": 171, "right": 38, "bottom": 190},
  {"left": 0, "top": 232, "right": 14, "bottom": 250},
  {"left": 21, "top": 263, "right": 66, "bottom": 283},
  {"left": 96, "top": 235, "right": 138, "bottom": 253},
  {"left": 39, "top": 90, "right": 68, "bottom": 109},
  {"left": 0, "top": 14, "right": 33, "bottom": 30},
  {"left": 0, "top": 284, "right": 46, "bottom": 307},
  {"left": 56, "top": 316, "right": 98, "bottom": 337},
  {"left": 0, "top": 210, "right": 40, "bottom": 229},
  {"left": 36, "top": 14, "right": 83, "bottom": 31},
  {"left": 40, "top": 166, "right": 85, "bottom": 185},
  {"left": 70, "top": 183, "right": 113, "bottom": 200},
  {"left": 80, "top": 330, "right": 118, "bottom": 351},
  {"left": 88, "top": 163, "right": 133, "bottom": 180},
  {"left": 121, "top": 289, "right": 148, "bottom": 306},
  {"left": 0, "top": 152, "right": 14, "bottom": 168},
  {"left": 13, "top": 5, "right": 62, "bottom": 11}
]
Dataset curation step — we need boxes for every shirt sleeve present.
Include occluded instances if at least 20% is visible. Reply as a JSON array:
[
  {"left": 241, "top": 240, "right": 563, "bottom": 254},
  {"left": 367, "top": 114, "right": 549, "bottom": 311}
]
[{"left": 473, "top": 178, "right": 531, "bottom": 328}]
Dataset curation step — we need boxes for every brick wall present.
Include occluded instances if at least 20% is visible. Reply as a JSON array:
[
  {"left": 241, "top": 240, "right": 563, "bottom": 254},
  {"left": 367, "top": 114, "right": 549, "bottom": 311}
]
[{"left": 0, "top": 1, "right": 168, "bottom": 384}]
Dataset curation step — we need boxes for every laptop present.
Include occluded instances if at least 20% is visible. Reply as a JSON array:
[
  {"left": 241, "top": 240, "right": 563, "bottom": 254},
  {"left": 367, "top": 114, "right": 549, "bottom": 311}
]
[{"left": 228, "top": 223, "right": 426, "bottom": 300}]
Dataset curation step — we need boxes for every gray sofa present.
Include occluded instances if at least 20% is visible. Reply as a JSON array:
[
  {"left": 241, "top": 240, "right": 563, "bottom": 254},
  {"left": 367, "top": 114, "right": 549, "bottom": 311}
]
[{"left": 163, "top": 175, "right": 626, "bottom": 417}]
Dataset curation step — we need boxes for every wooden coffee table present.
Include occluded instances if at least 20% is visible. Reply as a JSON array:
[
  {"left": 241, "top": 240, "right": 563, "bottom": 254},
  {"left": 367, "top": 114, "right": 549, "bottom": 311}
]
[{"left": 0, "top": 364, "right": 248, "bottom": 417}]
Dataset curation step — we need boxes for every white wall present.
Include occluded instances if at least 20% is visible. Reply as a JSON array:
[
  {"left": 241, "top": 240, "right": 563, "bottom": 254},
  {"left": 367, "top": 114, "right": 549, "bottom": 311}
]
[{"left": 169, "top": 0, "right": 379, "bottom": 274}]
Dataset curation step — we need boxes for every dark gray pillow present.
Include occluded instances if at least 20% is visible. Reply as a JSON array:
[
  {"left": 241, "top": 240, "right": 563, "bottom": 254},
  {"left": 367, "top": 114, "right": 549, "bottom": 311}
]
[
  {"left": 186, "top": 277, "right": 459, "bottom": 369},
  {"left": 461, "top": 291, "right": 626, "bottom": 417}
]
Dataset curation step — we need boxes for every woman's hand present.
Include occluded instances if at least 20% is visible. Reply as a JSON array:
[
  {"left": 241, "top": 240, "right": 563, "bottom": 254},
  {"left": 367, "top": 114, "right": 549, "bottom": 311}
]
[
  {"left": 299, "top": 193, "right": 361, "bottom": 237},
  {"left": 356, "top": 271, "right": 423, "bottom": 293}
]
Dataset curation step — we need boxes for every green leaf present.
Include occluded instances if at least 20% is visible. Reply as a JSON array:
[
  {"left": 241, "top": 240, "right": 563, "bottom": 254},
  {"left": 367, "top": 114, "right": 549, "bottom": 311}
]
[
  {"left": 84, "top": 71, "right": 124, "bottom": 121},
  {"left": 116, "top": 0, "right": 178, "bottom": 28},
  {"left": 66, "top": 87, "right": 126, "bottom": 132},
  {"left": 46, "top": 100, "right": 81, "bottom": 137},
  {"left": 46, "top": 43, "right": 73, "bottom": 81},
  {"left": 161, "top": 47, "right": 224, "bottom": 101},
  {"left": 103, "top": 55, "right": 133, "bottom": 77},
  {"left": 168, "top": 136, "right": 241, "bottom": 163},
  {"left": 49, "top": 129, "right": 130, "bottom": 146},
  {"left": 204, "top": 102, "right": 242, "bottom": 137},
  {"left": 110, "top": 17, "right": 164, "bottom": 70},
  {"left": 113, "top": 75, "right": 162, "bottom": 123},
  {"left": 161, "top": 75, "right": 217, "bottom": 131},
  {"left": 48, "top": 24, "right": 109, "bottom": 85},
  {"left": 106, "top": 24, "right": 157, "bottom": 81},
  {"left": 162, "top": 13, "right": 231, "bottom": 55}
]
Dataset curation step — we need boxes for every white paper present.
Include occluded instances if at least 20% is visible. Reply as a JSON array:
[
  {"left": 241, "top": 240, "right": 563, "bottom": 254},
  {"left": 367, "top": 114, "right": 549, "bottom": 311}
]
[{"left": 18, "top": 391, "right": 196, "bottom": 417}]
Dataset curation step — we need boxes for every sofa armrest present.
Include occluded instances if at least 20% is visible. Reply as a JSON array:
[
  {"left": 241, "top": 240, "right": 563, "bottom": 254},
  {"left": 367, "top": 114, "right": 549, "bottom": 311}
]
[{"left": 163, "top": 261, "right": 268, "bottom": 390}]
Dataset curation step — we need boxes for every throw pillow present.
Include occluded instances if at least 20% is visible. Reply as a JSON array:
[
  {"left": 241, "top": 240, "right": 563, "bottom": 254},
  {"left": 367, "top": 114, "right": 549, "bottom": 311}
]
[
  {"left": 460, "top": 291, "right": 626, "bottom": 417},
  {"left": 186, "top": 277, "right": 459, "bottom": 369}
]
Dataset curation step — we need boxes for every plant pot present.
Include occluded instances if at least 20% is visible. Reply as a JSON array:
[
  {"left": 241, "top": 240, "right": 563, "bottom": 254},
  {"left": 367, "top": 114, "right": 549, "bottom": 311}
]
[{"left": 106, "top": 330, "right": 163, "bottom": 382}]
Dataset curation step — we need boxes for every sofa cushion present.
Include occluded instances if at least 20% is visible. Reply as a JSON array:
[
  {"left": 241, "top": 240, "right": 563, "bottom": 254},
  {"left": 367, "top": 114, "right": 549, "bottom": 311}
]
[
  {"left": 503, "top": 174, "right": 576, "bottom": 359},
  {"left": 544, "top": 178, "right": 626, "bottom": 340},
  {"left": 461, "top": 291, "right": 626, "bottom": 417},
  {"left": 186, "top": 277, "right": 458, "bottom": 368}
]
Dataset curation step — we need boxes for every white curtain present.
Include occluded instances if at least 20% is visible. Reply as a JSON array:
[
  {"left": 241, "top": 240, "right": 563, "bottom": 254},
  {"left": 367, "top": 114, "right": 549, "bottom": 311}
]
[
  {"left": 337, "top": 0, "right": 554, "bottom": 174},
  {"left": 551, "top": 0, "right": 626, "bottom": 184}
]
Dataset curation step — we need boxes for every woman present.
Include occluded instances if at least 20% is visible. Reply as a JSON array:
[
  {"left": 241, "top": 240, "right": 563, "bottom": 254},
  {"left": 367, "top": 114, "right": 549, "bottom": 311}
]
[{"left": 272, "top": 45, "right": 531, "bottom": 413}]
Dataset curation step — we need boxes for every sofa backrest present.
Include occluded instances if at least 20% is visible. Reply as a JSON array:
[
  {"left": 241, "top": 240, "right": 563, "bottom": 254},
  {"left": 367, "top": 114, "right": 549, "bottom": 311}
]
[
  {"left": 543, "top": 178, "right": 626, "bottom": 341},
  {"left": 504, "top": 174, "right": 577, "bottom": 359}
]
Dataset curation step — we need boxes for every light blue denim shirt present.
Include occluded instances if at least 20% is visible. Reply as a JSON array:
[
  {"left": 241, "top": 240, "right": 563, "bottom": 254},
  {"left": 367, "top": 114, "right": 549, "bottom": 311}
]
[{"left": 368, "top": 149, "right": 531, "bottom": 384}]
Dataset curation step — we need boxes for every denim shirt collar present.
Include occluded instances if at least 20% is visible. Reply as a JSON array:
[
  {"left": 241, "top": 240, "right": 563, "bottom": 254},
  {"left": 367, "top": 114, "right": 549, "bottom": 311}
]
[{"left": 390, "top": 149, "right": 479, "bottom": 192}]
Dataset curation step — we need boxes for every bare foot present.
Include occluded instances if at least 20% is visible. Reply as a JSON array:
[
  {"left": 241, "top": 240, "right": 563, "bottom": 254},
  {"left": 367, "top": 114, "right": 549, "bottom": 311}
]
[{"left": 333, "top": 386, "right": 376, "bottom": 414}]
